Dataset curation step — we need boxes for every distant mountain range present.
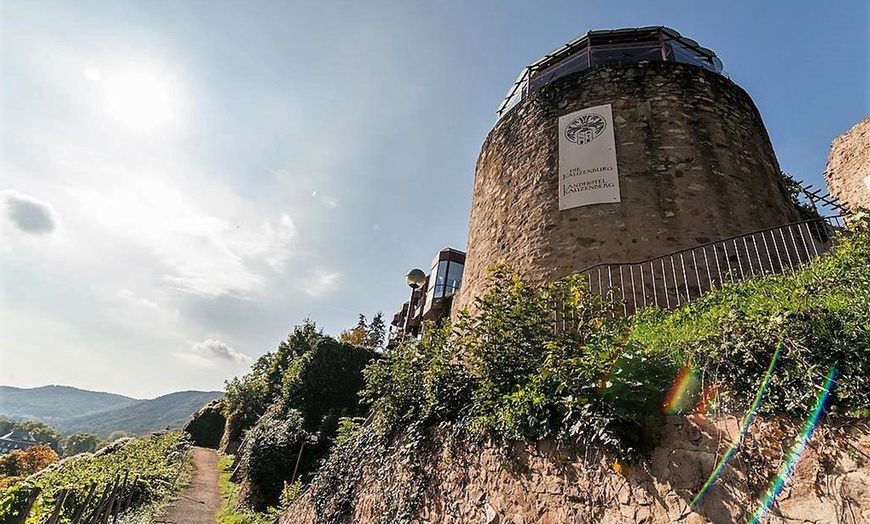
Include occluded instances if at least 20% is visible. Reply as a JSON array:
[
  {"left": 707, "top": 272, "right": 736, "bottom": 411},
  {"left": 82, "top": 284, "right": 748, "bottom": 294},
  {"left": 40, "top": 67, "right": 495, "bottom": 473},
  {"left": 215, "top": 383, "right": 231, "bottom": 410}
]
[{"left": 0, "top": 385, "right": 222, "bottom": 439}]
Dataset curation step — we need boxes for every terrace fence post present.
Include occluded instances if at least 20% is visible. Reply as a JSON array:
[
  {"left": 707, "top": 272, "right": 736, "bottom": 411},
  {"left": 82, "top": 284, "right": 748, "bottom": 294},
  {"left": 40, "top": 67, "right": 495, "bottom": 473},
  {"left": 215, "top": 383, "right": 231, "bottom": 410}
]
[{"left": 13, "top": 485, "right": 42, "bottom": 524}]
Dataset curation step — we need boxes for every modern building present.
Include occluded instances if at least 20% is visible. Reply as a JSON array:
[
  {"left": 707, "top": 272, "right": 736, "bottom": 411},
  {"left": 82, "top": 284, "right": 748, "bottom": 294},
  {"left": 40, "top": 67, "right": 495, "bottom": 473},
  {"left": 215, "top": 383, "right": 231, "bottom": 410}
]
[
  {"left": 389, "top": 248, "right": 465, "bottom": 344},
  {"left": 0, "top": 429, "right": 40, "bottom": 454},
  {"left": 452, "top": 26, "right": 803, "bottom": 314}
]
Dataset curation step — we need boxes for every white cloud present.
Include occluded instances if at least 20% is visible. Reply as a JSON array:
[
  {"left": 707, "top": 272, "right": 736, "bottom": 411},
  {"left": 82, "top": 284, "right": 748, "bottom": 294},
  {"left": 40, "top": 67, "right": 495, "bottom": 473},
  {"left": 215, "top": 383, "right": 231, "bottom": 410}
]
[
  {"left": 304, "top": 269, "right": 340, "bottom": 297},
  {"left": 116, "top": 288, "right": 161, "bottom": 312},
  {"left": 3, "top": 190, "right": 59, "bottom": 234},
  {"left": 311, "top": 191, "right": 338, "bottom": 209},
  {"left": 68, "top": 179, "right": 295, "bottom": 298},
  {"left": 191, "top": 339, "right": 250, "bottom": 363}
]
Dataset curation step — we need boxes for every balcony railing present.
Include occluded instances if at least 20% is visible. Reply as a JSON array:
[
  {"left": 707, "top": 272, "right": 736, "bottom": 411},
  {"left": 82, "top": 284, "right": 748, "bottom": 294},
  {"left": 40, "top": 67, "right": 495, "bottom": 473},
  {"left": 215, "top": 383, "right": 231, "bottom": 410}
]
[{"left": 577, "top": 216, "right": 845, "bottom": 316}]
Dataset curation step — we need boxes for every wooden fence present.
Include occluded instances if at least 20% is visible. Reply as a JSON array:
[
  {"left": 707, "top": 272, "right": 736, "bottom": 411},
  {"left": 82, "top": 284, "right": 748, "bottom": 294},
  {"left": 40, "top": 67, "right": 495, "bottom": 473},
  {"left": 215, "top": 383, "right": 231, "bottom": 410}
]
[{"left": 11, "top": 474, "right": 141, "bottom": 524}]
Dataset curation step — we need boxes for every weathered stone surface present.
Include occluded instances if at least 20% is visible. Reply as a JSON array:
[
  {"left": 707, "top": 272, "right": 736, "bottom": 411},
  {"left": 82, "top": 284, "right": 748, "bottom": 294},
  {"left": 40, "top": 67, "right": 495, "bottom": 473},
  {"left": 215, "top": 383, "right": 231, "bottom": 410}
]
[
  {"left": 454, "top": 62, "right": 800, "bottom": 314},
  {"left": 824, "top": 115, "right": 870, "bottom": 210},
  {"left": 280, "top": 417, "right": 870, "bottom": 524}
]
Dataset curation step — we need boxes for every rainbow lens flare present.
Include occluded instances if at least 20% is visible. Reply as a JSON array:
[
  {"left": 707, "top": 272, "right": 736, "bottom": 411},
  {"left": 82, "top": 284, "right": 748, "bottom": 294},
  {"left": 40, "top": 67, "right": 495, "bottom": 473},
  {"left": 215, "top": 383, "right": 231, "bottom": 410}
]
[
  {"left": 690, "top": 339, "right": 784, "bottom": 508},
  {"left": 662, "top": 365, "right": 701, "bottom": 415},
  {"left": 748, "top": 365, "right": 837, "bottom": 524}
]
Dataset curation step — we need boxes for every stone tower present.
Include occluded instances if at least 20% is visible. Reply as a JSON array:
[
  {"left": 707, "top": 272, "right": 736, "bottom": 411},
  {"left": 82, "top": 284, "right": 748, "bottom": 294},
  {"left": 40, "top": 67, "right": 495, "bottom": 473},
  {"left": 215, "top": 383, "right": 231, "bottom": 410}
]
[
  {"left": 454, "top": 27, "right": 800, "bottom": 313},
  {"left": 824, "top": 116, "right": 870, "bottom": 210}
]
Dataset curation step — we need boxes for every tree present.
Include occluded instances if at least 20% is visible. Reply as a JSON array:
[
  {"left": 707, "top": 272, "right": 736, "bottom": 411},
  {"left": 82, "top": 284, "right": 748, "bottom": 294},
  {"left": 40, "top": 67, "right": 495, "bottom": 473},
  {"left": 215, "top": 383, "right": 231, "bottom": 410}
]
[
  {"left": 338, "top": 312, "right": 386, "bottom": 349},
  {"left": 18, "top": 445, "right": 58, "bottom": 474},
  {"left": 107, "top": 430, "right": 132, "bottom": 441},
  {"left": 0, "top": 444, "right": 58, "bottom": 477},
  {"left": 0, "top": 418, "right": 14, "bottom": 435},
  {"left": 338, "top": 314, "right": 369, "bottom": 346},
  {"left": 365, "top": 312, "right": 386, "bottom": 349},
  {"left": 64, "top": 433, "right": 100, "bottom": 456},
  {"left": 15, "top": 421, "right": 61, "bottom": 452},
  {"left": 0, "top": 452, "right": 23, "bottom": 477}
]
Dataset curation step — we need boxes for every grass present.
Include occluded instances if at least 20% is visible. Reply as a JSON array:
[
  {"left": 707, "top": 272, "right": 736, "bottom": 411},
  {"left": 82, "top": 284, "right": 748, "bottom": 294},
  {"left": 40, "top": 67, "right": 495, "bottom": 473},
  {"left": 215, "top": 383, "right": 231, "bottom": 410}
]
[{"left": 216, "top": 454, "right": 277, "bottom": 524}]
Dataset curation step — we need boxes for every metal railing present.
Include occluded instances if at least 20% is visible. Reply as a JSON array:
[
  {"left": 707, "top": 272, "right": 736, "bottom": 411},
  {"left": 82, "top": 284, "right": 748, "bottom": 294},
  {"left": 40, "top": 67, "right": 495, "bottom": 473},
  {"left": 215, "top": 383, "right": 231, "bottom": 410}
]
[{"left": 578, "top": 216, "right": 845, "bottom": 315}]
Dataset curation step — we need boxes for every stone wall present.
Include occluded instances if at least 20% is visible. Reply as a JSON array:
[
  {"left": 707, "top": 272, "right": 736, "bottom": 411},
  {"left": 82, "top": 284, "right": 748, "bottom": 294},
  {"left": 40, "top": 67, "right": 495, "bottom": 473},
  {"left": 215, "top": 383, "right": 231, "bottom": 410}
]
[
  {"left": 281, "top": 416, "right": 870, "bottom": 524},
  {"left": 824, "top": 116, "right": 870, "bottom": 210},
  {"left": 454, "top": 62, "right": 799, "bottom": 314}
]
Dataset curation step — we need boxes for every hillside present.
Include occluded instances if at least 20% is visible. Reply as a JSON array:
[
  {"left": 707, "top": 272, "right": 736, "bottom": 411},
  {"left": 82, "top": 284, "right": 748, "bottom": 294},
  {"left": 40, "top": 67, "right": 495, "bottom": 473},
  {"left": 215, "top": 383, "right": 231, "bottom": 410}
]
[
  {"left": 0, "top": 385, "right": 136, "bottom": 423},
  {"left": 60, "top": 390, "right": 223, "bottom": 438},
  {"left": 277, "top": 218, "right": 870, "bottom": 523}
]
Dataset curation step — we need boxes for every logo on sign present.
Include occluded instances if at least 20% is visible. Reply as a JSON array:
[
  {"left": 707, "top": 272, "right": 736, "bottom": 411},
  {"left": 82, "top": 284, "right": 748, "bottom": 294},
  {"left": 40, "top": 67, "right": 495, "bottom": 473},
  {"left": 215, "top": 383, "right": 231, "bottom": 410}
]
[{"left": 564, "top": 113, "right": 607, "bottom": 145}]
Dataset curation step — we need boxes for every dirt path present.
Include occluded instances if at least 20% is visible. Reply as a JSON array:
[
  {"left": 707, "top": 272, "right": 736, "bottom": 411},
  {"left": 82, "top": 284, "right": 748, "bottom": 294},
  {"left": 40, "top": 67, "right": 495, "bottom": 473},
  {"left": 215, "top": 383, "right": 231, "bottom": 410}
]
[{"left": 156, "top": 446, "right": 222, "bottom": 524}]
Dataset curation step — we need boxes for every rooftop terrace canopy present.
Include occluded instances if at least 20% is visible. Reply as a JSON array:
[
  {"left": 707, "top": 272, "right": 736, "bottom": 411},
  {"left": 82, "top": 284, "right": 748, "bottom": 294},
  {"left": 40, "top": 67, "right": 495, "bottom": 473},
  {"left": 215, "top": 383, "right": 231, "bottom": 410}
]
[{"left": 496, "top": 26, "right": 724, "bottom": 119}]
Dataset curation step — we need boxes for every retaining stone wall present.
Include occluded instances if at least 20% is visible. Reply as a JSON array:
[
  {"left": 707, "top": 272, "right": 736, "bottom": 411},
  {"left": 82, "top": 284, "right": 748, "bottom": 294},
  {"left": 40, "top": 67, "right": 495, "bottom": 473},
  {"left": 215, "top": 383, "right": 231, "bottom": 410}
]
[{"left": 281, "top": 416, "right": 870, "bottom": 524}]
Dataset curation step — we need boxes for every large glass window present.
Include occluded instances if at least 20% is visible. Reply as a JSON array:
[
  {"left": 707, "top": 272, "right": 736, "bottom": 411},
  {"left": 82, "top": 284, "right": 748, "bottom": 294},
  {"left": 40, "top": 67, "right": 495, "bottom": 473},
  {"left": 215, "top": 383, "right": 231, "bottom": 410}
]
[
  {"left": 529, "top": 50, "right": 589, "bottom": 91},
  {"left": 496, "top": 27, "right": 723, "bottom": 122},
  {"left": 589, "top": 42, "right": 664, "bottom": 67},
  {"left": 670, "top": 42, "right": 715, "bottom": 71},
  {"left": 445, "top": 261, "right": 464, "bottom": 297},
  {"left": 427, "top": 259, "right": 448, "bottom": 298}
]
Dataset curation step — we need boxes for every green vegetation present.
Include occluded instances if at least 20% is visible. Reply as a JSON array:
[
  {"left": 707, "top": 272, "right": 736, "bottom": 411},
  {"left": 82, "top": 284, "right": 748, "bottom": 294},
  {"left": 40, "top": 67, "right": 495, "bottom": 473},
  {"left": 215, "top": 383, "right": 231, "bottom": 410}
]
[
  {"left": 362, "top": 216, "right": 870, "bottom": 457},
  {"left": 363, "top": 268, "right": 674, "bottom": 459},
  {"left": 0, "top": 419, "right": 62, "bottom": 453},
  {"left": 215, "top": 455, "right": 276, "bottom": 524},
  {"left": 0, "top": 432, "right": 189, "bottom": 523},
  {"left": 630, "top": 213, "right": 870, "bottom": 417},
  {"left": 302, "top": 215, "right": 870, "bottom": 522},
  {"left": 241, "top": 410, "right": 307, "bottom": 507},
  {"left": 221, "top": 321, "right": 377, "bottom": 509},
  {"left": 0, "top": 445, "right": 58, "bottom": 490},
  {"left": 779, "top": 171, "right": 823, "bottom": 223},
  {"left": 62, "top": 433, "right": 100, "bottom": 456},
  {"left": 0, "top": 419, "right": 101, "bottom": 459},
  {"left": 184, "top": 400, "right": 226, "bottom": 448},
  {"left": 338, "top": 312, "right": 387, "bottom": 348}
]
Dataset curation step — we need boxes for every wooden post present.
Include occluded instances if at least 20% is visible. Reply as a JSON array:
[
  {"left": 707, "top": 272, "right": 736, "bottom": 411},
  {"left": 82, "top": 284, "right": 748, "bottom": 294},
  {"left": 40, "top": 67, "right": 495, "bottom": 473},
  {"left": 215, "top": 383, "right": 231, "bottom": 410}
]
[
  {"left": 111, "top": 472, "right": 129, "bottom": 524},
  {"left": 291, "top": 441, "right": 307, "bottom": 484},
  {"left": 120, "top": 477, "right": 137, "bottom": 513},
  {"left": 13, "top": 486, "right": 42, "bottom": 524},
  {"left": 83, "top": 481, "right": 112, "bottom": 524},
  {"left": 70, "top": 483, "right": 97, "bottom": 524},
  {"left": 46, "top": 488, "right": 71, "bottom": 524},
  {"left": 99, "top": 482, "right": 120, "bottom": 524}
]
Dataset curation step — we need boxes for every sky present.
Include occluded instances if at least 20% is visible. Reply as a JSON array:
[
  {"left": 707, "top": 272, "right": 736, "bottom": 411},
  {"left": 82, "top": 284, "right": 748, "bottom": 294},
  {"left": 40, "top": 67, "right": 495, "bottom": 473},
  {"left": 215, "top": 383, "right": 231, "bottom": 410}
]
[{"left": 1, "top": 1, "right": 867, "bottom": 399}]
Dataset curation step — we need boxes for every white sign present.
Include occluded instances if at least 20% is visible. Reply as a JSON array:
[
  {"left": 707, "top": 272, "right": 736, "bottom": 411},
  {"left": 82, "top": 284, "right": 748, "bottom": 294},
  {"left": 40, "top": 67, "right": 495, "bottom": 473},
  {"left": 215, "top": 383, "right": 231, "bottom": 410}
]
[{"left": 558, "top": 104, "right": 620, "bottom": 210}]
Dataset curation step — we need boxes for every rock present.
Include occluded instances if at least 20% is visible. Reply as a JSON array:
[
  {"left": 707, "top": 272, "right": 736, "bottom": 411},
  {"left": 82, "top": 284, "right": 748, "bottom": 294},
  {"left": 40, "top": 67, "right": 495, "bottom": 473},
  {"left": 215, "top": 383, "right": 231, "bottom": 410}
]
[{"left": 484, "top": 503, "right": 498, "bottom": 524}]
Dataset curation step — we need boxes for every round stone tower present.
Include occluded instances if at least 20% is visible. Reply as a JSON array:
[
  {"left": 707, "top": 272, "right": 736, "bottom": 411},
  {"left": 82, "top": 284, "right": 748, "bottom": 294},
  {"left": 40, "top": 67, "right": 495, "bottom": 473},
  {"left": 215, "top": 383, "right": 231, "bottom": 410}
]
[
  {"left": 824, "top": 115, "right": 870, "bottom": 210},
  {"left": 454, "top": 27, "right": 800, "bottom": 313}
]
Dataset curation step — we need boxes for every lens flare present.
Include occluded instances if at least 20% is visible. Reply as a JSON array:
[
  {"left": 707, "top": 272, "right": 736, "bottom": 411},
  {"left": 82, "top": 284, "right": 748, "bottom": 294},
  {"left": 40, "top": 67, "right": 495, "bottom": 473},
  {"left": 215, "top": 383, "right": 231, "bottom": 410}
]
[
  {"left": 662, "top": 365, "right": 700, "bottom": 415},
  {"left": 691, "top": 339, "right": 784, "bottom": 508},
  {"left": 692, "top": 384, "right": 720, "bottom": 417},
  {"left": 749, "top": 366, "right": 837, "bottom": 524}
]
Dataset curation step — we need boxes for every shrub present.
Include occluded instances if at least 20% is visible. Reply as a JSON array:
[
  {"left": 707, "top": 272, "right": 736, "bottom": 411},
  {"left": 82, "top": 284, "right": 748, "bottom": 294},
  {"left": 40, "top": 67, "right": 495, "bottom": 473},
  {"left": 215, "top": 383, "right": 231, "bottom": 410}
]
[
  {"left": 184, "top": 399, "right": 226, "bottom": 449},
  {"left": 280, "top": 337, "right": 377, "bottom": 435},
  {"left": 663, "top": 215, "right": 870, "bottom": 417},
  {"left": 363, "top": 321, "right": 472, "bottom": 432},
  {"left": 240, "top": 409, "right": 308, "bottom": 509},
  {"left": 362, "top": 267, "right": 678, "bottom": 459},
  {"left": 458, "top": 267, "right": 675, "bottom": 457}
]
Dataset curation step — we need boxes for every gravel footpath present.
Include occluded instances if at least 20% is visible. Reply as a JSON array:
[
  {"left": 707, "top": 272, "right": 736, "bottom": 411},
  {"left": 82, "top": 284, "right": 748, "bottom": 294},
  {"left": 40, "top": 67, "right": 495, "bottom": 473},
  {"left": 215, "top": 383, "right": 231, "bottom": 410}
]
[{"left": 155, "top": 446, "right": 222, "bottom": 524}]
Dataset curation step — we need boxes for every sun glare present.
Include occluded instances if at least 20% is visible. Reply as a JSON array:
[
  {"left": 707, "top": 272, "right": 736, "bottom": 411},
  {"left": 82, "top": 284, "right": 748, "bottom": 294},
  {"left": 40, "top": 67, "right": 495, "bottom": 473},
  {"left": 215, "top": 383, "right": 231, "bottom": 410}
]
[{"left": 90, "top": 64, "right": 180, "bottom": 133}]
